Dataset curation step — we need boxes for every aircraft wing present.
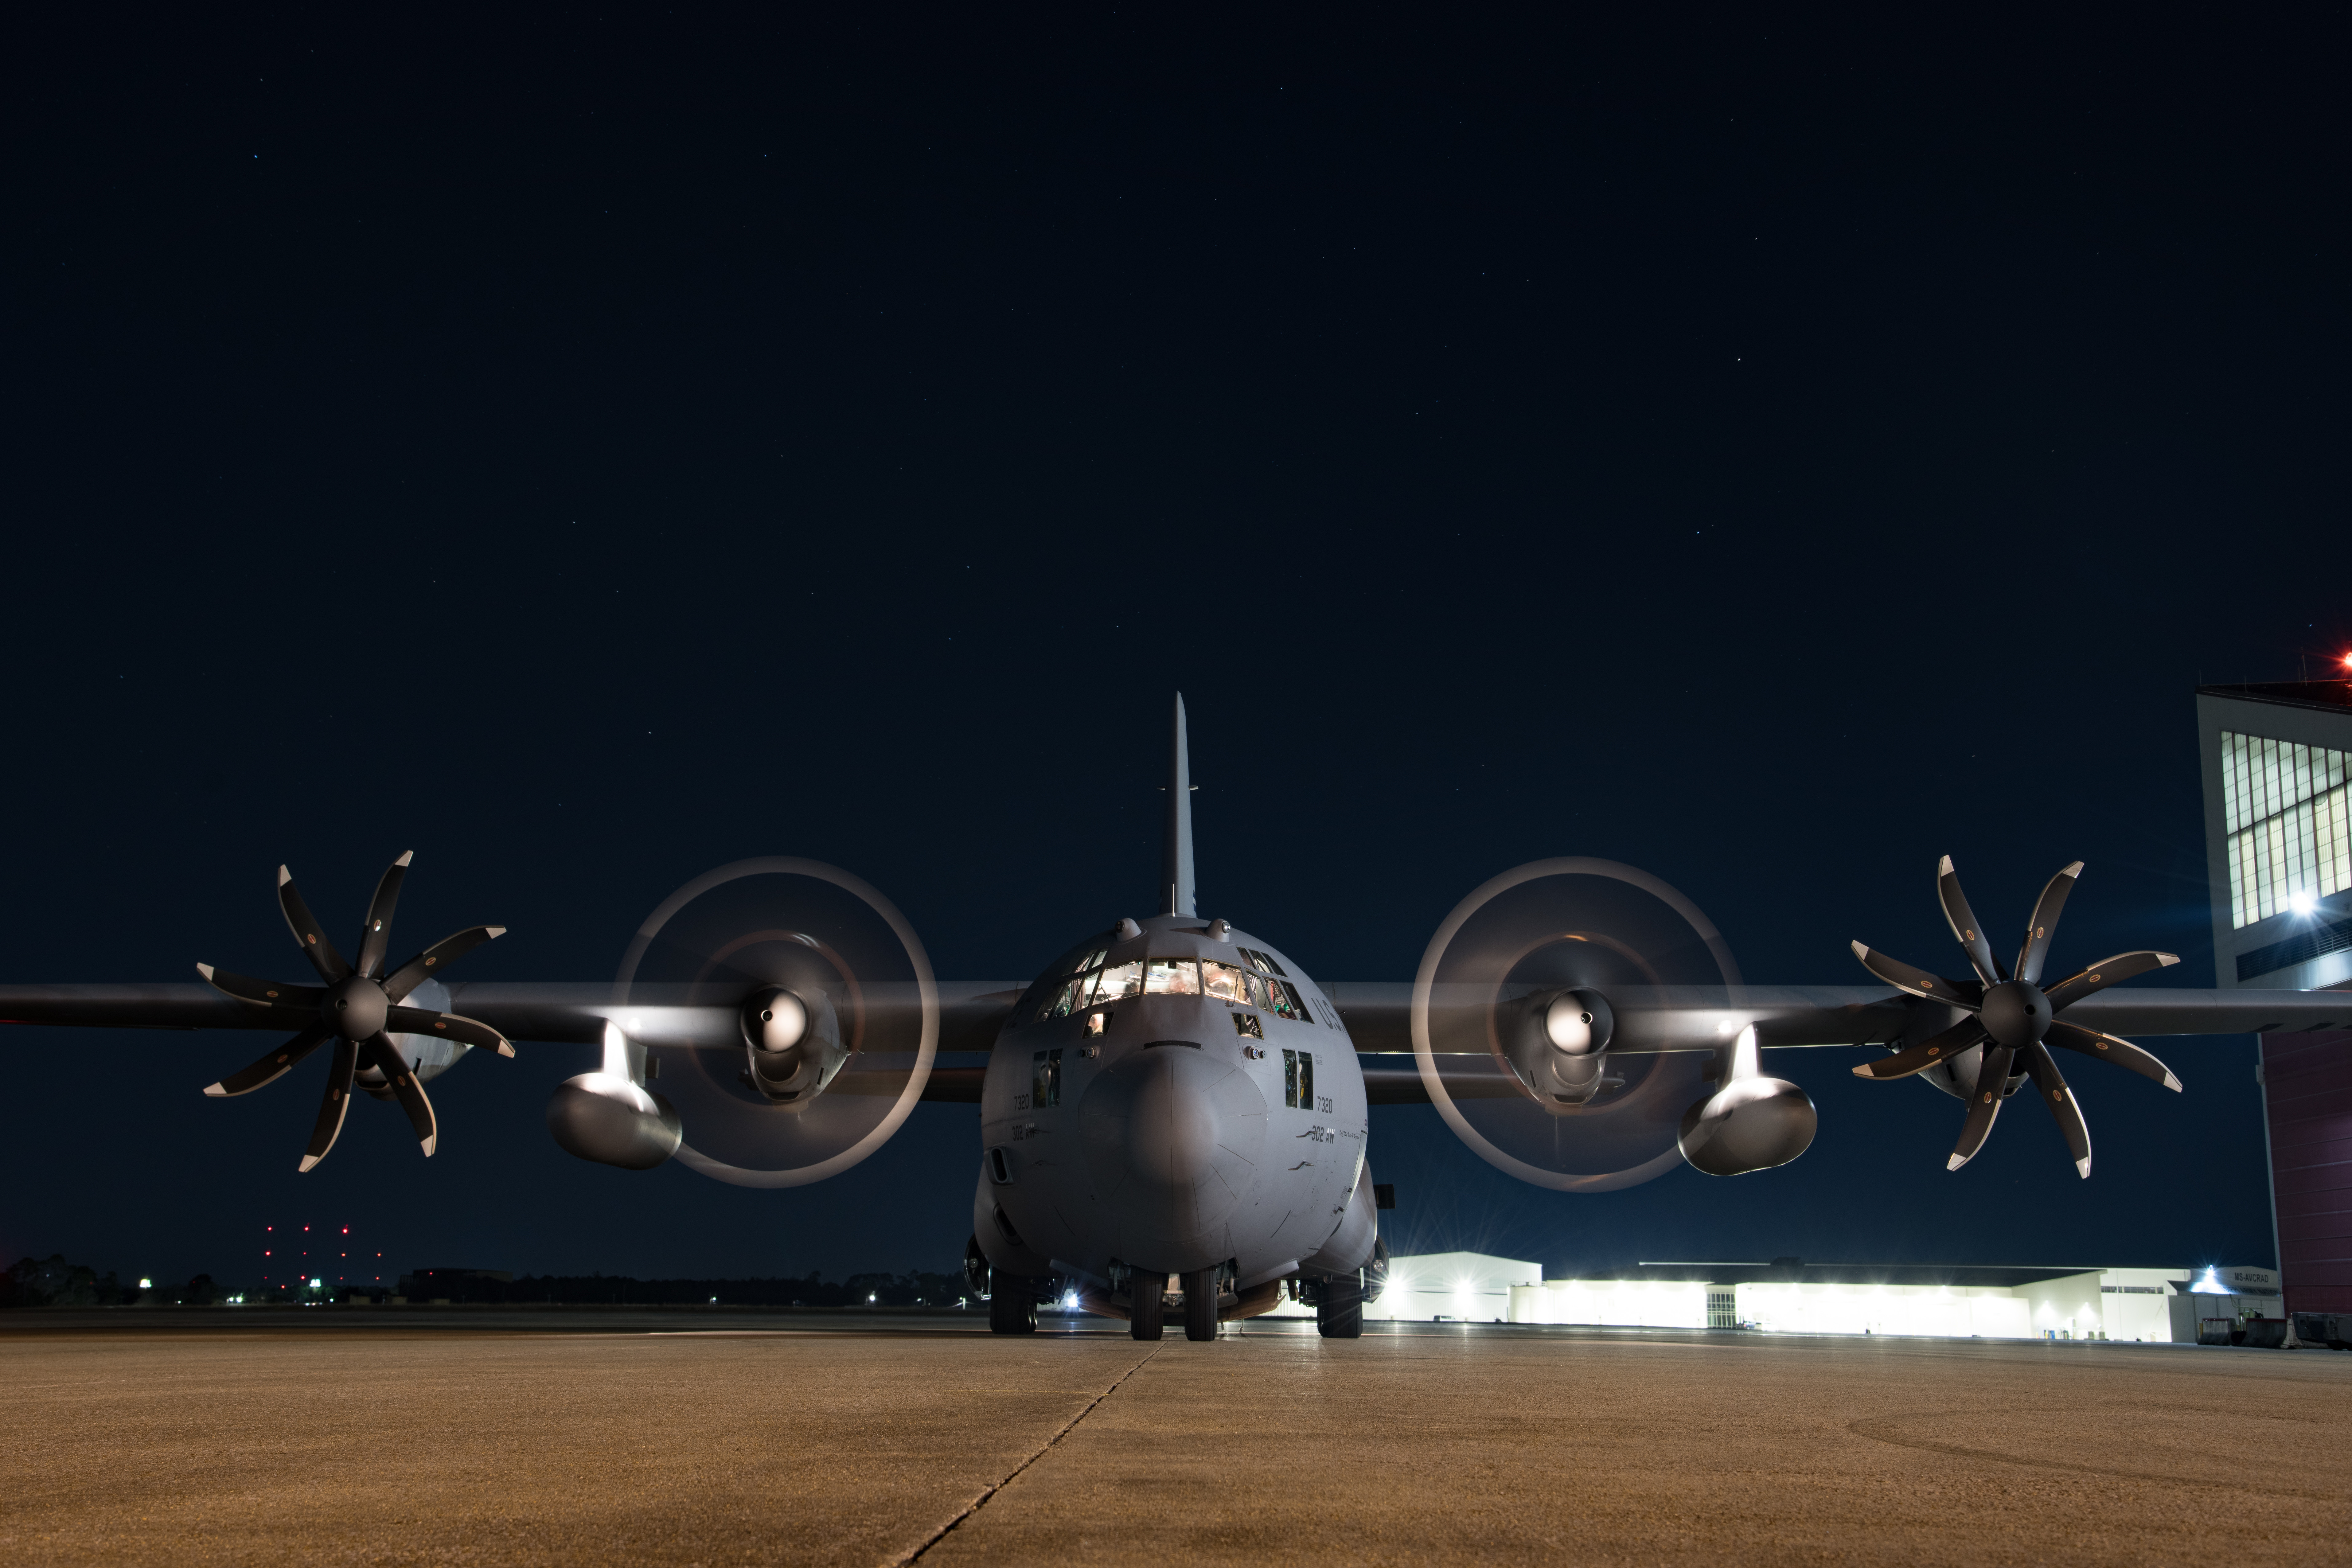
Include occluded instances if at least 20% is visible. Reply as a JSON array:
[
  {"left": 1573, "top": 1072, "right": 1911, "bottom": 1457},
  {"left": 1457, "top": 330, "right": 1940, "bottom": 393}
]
[
  {"left": 1322, "top": 980, "right": 2352, "bottom": 1054},
  {"left": 0, "top": 981, "right": 1024, "bottom": 1103}
]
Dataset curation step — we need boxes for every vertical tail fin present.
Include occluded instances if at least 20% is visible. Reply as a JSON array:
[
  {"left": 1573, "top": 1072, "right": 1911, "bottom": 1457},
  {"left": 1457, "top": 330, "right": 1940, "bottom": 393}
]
[{"left": 1165, "top": 693, "right": 1196, "bottom": 917}]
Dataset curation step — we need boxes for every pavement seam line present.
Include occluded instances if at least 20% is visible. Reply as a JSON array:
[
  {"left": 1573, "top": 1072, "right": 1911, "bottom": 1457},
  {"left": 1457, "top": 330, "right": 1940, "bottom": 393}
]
[
  {"left": 898, "top": 1343, "right": 1165, "bottom": 1563},
  {"left": 1845, "top": 1415, "right": 2340, "bottom": 1501}
]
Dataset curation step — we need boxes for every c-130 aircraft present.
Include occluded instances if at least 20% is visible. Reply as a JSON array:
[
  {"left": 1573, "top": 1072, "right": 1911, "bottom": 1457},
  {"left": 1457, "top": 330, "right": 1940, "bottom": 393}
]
[{"left": 6, "top": 696, "right": 2343, "bottom": 1341}]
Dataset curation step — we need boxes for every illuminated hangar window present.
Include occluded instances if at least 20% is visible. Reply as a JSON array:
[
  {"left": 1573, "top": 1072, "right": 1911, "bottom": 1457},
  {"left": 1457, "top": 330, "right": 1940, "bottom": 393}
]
[{"left": 2221, "top": 731, "right": 2351, "bottom": 928}]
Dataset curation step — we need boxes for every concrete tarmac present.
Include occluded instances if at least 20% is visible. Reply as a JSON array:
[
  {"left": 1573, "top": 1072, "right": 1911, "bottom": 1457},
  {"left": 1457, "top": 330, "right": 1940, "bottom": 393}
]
[{"left": 4, "top": 1310, "right": 2348, "bottom": 1566}]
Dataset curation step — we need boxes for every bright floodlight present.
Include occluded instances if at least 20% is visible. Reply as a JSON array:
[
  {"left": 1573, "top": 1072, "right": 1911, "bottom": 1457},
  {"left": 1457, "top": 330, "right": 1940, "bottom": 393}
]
[{"left": 2291, "top": 888, "right": 2319, "bottom": 917}]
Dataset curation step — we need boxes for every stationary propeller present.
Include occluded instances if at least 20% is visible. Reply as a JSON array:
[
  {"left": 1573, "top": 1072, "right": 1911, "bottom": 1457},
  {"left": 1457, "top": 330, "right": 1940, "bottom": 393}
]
[
  {"left": 1850, "top": 856, "right": 2182, "bottom": 1177},
  {"left": 198, "top": 852, "right": 510, "bottom": 1170}
]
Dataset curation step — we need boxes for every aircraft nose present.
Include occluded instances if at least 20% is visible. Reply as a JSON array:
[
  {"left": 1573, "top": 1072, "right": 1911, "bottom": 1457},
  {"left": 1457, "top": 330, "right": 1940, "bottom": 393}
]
[
  {"left": 1078, "top": 1044, "right": 1267, "bottom": 1244},
  {"left": 1126, "top": 1048, "right": 1221, "bottom": 1190}
]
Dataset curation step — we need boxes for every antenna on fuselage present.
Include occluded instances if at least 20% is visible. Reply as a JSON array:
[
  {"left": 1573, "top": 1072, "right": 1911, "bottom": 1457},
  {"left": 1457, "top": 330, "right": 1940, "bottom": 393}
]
[{"left": 1165, "top": 692, "right": 1196, "bottom": 917}]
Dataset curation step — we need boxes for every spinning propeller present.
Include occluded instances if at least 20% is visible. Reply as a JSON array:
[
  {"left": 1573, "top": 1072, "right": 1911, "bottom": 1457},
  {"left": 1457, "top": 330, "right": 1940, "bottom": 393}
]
[
  {"left": 1851, "top": 856, "right": 2181, "bottom": 1177},
  {"left": 1413, "top": 859, "right": 1742, "bottom": 1191},
  {"left": 198, "top": 852, "right": 510, "bottom": 1170}
]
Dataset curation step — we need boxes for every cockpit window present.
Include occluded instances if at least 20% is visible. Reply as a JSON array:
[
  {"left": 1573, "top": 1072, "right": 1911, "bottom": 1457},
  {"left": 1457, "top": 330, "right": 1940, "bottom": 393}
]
[
  {"left": 1144, "top": 958, "right": 1202, "bottom": 996},
  {"left": 1095, "top": 960, "right": 1143, "bottom": 1001},
  {"left": 1201, "top": 960, "right": 1247, "bottom": 1003},
  {"left": 1240, "top": 947, "right": 1290, "bottom": 978}
]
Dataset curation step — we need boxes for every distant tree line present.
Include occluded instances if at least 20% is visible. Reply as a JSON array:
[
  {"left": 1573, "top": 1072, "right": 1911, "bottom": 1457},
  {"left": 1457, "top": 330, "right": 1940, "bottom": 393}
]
[
  {"left": 409, "top": 1269, "right": 977, "bottom": 1307},
  {"left": 2, "top": 1255, "right": 218, "bottom": 1307},
  {"left": 2, "top": 1255, "right": 972, "bottom": 1309}
]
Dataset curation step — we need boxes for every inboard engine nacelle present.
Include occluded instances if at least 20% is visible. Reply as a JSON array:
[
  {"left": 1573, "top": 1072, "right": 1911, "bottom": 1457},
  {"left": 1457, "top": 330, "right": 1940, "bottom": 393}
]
[
  {"left": 740, "top": 985, "right": 849, "bottom": 1105},
  {"left": 1502, "top": 987, "right": 1617, "bottom": 1104}
]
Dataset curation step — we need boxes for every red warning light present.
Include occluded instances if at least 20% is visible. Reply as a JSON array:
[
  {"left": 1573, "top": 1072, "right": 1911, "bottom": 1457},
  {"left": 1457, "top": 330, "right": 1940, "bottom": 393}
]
[{"left": 2341, "top": 651, "right": 2352, "bottom": 670}]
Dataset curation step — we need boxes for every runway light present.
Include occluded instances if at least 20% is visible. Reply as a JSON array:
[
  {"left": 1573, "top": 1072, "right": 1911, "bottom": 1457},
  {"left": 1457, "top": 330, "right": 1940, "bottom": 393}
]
[
  {"left": 2290, "top": 889, "right": 2319, "bottom": 917},
  {"left": 139, "top": 1278, "right": 151, "bottom": 1289}
]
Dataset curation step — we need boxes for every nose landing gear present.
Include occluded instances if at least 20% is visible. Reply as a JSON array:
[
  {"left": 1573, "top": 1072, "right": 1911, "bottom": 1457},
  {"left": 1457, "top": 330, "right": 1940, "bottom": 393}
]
[
  {"left": 1129, "top": 1270, "right": 1168, "bottom": 1340},
  {"left": 1180, "top": 1267, "right": 1220, "bottom": 1341}
]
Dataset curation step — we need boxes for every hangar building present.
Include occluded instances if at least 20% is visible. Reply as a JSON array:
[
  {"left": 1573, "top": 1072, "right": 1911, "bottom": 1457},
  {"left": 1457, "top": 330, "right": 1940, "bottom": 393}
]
[
  {"left": 1292, "top": 1253, "right": 2283, "bottom": 1342},
  {"left": 2195, "top": 678, "right": 2352, "bottom": 1319}
]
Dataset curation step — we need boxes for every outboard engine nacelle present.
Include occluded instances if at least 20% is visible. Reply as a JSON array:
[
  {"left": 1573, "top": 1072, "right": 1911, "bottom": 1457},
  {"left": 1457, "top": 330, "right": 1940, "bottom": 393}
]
[
  {"left": 1677, "top": 1025, "right": 1817, "bottom": 1176},
  {"left": 1502, "top": 987, "right": 1617, "bottom": 1104},
  {"left": 739, "top": 985, "right": 849, "bottom": 1104}
]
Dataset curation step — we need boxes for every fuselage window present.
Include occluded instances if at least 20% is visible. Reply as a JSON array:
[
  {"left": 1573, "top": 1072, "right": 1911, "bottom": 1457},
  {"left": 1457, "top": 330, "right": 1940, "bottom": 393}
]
[
  {"left": 1032, "top": 1048, "right": 1063, "bottom": 1108},
  {"left": 1032, "top": 950, "right": 1112, "bottom": 1022},
  {"left": 1095, "top": 960, "right": 1143, "bottom": 1001},
  {"left": 1041, "top": 974, "right": 1090, "bottom": 1021},
  {"left": 1201, "top": 959, "right": 1248, "bottom": 1004},
  {"left": 1232, "top": 1011, "right": 1262, "bottom": 1039},
  {"left": 1085, "top": 1011, "right": 1106, "bottom": 1037},
  {"left": 1252, "top": 974, "right": 1304, "bottom": 1021},
  {"left": 1144, "top": 958, "right": 1202, "bottom": 996},
  {"left": 1282, "top": 1047, "right": 1316, "bottom": 1109}
]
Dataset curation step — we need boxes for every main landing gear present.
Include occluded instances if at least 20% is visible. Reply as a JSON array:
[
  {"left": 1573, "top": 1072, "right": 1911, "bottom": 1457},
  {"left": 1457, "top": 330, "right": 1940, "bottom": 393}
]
[
  {"left": 1316, "top": 1274, "right": 1363, "bottom": 1340},
  {"left": 988, "top": 1274, "right": 1039, "bottom": 1334}
]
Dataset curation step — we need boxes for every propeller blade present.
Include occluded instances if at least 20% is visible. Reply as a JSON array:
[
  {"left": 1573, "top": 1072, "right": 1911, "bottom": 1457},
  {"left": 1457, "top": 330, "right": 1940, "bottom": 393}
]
[
  {"left": 1850, "top": 943, "right": 1984, "bottom": 1009},
  {"left": 2046, "top": 1020, "right": 2183, "bottom": 1092},
  {"left": 381, "top": 925, "right": 506, "bottom": 1003},
  {"left": 2041, "top": 950, "right": 2180, "bottom": 1012},
  {"left": 1947, "top": 1044, "right": 2015, "bottom": 1170},
  {"left": 384, "top": 1006, "right": 514, "bottom": 1058},
  {"left": 362, "top": 1033, "right": 438, "bottom": 1155},
  {"left": 203, "top": 1022, "right": 335, "bottom": 1097},
  {"left": 278, "top": 866, "right": 353, "bottom": 983},
  {"left": 196, "top": 963, "right": 321, "bottom": 1012},
  {"left": 298, "top": 1037, "right": 361, "bottom": 1171},
  {"left": 1852, "top": 1016, "right": 1989, "bottom": 1081},
  {"left": 2014, "top": 861, "right": 2083, "bottom": 985},
  {"left": 354, "top": 851, "right": 413, "bottom": 979},
  {"left": 2022, "top": 1042, "right": 2093, "bottom": 1178},
  {"left": 1936, "top": 856, "right": 2005, "bottom": 987}
]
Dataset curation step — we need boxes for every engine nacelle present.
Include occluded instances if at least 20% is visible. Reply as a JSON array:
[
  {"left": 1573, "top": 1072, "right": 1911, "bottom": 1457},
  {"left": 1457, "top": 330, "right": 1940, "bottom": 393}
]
[
  {"left": 546, "top": 1073, "right": 683, "bottom": 1170},
  {"left": 739, "top": 985, "right": 848, "bottom": 1104},
  {"left": 1676, "top": 1075, "right": 1818, "bottom": 1176},
  {"left": 1502, "top": 987, "right": 1617, "bottom": 1104}
]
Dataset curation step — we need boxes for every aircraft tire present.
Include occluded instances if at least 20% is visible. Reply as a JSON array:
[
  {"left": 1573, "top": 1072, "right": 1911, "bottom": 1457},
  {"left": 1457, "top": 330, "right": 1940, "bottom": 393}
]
[
  {"left": 1129, "top": 1270, "right": 1167, "bottom": 1341},
  {"left": 989, "top": 1277, "right": 1038, "bottom": 1334},
  {"left": 1181, "top": 1267, "right": 1219, "bottom": 1341},
  {"left": 1317, "top": 1276, "right": 1363, "bottom": 1340}
]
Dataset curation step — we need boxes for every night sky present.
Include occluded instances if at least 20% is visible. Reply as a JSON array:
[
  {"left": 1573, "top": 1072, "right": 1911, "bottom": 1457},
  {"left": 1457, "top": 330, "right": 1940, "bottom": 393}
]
[{"left": 5, "top": 10, "right": 2345, "bottom": 1290}]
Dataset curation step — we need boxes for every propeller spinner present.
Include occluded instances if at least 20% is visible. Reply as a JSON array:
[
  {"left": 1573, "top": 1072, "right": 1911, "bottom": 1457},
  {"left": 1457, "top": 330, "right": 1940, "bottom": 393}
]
[
  {"left": 1850, "top": 856, "right": 2182, "bottom": 1177},
  {"left": 198, "top": 852, "right": 510, "bottom": 1170}
]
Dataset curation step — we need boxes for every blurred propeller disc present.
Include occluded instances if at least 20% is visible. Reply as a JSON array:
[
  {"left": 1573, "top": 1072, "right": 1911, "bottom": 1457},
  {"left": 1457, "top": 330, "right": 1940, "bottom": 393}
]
[
  {"left": 614, "top": 858, "right": 937, "bottom": 1188},
  {"left": 1412, "top": 858, "right": 1742, "bottom": 1192}
]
